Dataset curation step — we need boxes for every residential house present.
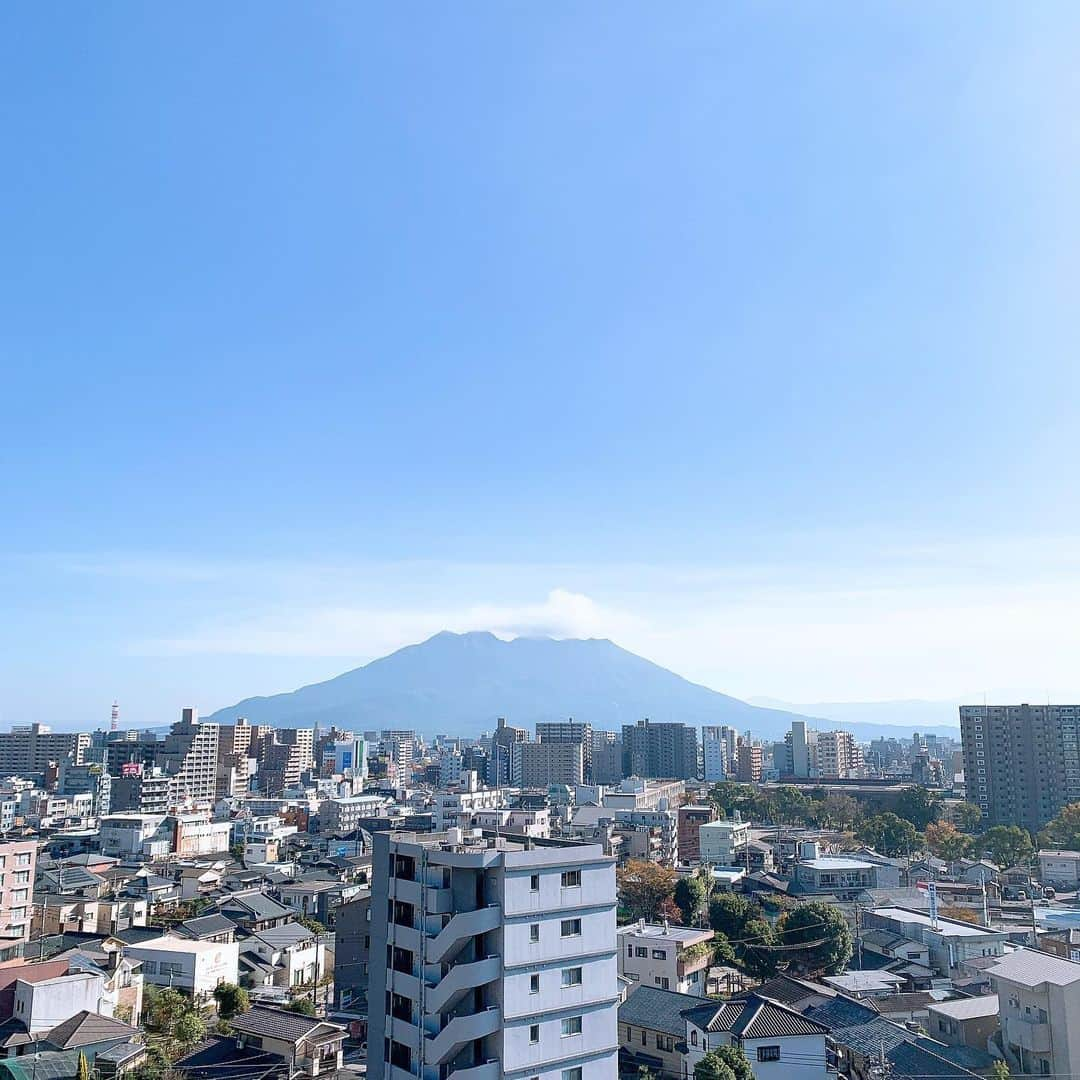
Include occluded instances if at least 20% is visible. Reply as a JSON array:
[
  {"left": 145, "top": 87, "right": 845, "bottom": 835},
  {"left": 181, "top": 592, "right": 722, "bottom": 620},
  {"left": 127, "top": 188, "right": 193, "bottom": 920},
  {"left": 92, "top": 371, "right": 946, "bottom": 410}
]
[
  {"left": 926, "top": 997, "right": 1000, "bottom": 1057},
  {"left": 698, "top": 820, "right": 750, "bottom": 866},
  {"left": 239, "top": 922, "right": 323, "bottom": 991},
  {"left": 618, "top": 920, "right": 715, "bottom": 996},
  {"left": 178, "top": 866, "right": 223, "bottom": 901},
  {"left": 219, "top": 890, "right": 293, "bottom": 933},
  {"left": 173, "top": 914, "right": 237, "bottom": 944},
  {"left": 14, "top": 971, "right": 108, "bottom": 1033},
  {"left": 124, "top": 935, "right": 239, "bottom": 1003},
  {"left": 1037, "top": 927, "right": 1080, "bottom": 962},
  {"left": 861, "top": 907, "right": 1008, "bottom": 977},
  {"left": 618, "top": 985, "right": 691, "bottom": 1079},
  {"left": 231, "top": 1006, "right": 346, "bottom": 1078}
]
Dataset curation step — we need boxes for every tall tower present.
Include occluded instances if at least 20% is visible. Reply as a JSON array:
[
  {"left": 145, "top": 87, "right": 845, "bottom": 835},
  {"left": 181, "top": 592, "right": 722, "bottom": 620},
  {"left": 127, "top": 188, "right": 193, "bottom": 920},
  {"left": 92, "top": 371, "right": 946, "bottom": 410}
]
[{"left": 111, "top": 701, "right": 119, "bottom": 733}]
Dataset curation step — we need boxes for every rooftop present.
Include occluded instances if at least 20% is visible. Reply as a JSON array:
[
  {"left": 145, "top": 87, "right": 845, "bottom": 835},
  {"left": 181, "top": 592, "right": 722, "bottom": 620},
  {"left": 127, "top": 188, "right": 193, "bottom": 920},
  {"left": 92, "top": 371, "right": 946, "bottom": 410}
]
[
  {"left": 125, "top": 934, "right": 233, "bottom": 955},
  {"left": 802, "top": 857, "right": 876, "bottom": 871},
  {"left": 617, "top": 921, "right": 713, "bottom": 944},
  {"left": 230, "top": 1006, "right": 345, "bottom": 1045},
  {"left": 824, "top": 971, "right": 906, "bottom": 993},
  {"left": 986, "top": 947, "right": 1080, "bottom": 987},
  {"left": 926, "top": 996, "right": 1000, "bottom": 1020},
  {"left": 870, "top": 907, "right": 1002, "bottom": 938}
]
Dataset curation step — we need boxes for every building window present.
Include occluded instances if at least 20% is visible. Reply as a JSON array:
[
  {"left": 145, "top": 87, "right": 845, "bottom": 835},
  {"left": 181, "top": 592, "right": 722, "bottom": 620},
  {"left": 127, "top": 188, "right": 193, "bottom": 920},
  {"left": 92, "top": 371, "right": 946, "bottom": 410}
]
[
  {"left": 652, "top": 949, "right": 666, "bottom": 959},
  {"left": 530, "top": 924, "right": 540, "bottom": 943},
  {"left": 561, "top": 870, "right": 581, "bottom": 888},
  {"left": 561, "top": 918, "right": 581, "bottom": 937},
  {"left": 561, "top": 1017, "right": 582, "bottom": 1037},
  {"left": 530, "top": 974, "right": 540, "bottom": 994},
  {"left": 656, "top": 977, "right": 669, "bottom": 989},
  {"left": 529, "top": 1025, "right": 540, "bottom": 1044},
  {"left": 657, "top": 1035, "right": 674, "bottom": 1052},
  {"left": 626, "top": 1026, "right": 633, "bottom": 1041},
  {"left": 530, "top": 874, "right": 540, "bottom": 891},
  {"left": 562, "top": 1071, "right": 582, "bottom": 1080},
  {"left": 691, "top": 1031, "right": 698, "bottom": 1046},
  {"left": 561, "top": 967, "right": 582, "bottom": 987},
  {"left": 635, "top": 947, "right": 648, "bottom": 958},
  {"left": 758, "top": 1046, "right": 781, "bottom": 1062}
]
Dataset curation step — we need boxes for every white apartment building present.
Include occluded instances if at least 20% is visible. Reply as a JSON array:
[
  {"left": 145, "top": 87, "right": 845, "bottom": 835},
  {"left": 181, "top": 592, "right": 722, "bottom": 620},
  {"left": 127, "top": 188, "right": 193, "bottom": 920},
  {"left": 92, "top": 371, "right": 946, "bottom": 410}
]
[
  {"left": 125, "top": 935, "right": 240, "bottom": 1002},
  {"left": 369, "top": 829, "right": 619, "bottom": 1080},
  {"left": 987, "top": 948, "right": 1080, "bottom": 1079},
  {"left": 601, "top": 777, "right": 684, "bottom": 812},
  {"left": 100, "top": 813, "right": 170, "bottom": 858},
  {"left": 433, "top": 787, "right": 506, "bottom": 831},
  {"left": 698, "top": 820, "right": 750, "bottom": 865},
  {"left": 617, "top": 920, "right": 715, "bottom": 996},
  {"left": 702, "top": 727, "right": 726, "bottom": 783},
  {"left": 816, "top": 730, "right": 863, "bottom": 780},
  {"left": 174, "top": 815, "right": 232, "bottom": 857},
  {"left": 318, "top": 794, "right": 388, "bottom": 833},
  {"left": 614, "top": 809, "right": 678, "bottom": 865}
]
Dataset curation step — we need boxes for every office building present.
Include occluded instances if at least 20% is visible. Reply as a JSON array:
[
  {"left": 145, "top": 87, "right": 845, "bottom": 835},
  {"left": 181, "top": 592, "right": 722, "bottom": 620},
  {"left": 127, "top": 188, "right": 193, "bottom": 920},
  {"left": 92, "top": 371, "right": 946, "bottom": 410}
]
[
  {"left": 368, "top": 829, "right": 619, "bottom": 1080},
  {"left": 961, "top": 704, "right": 1080, "bottom": 831},
  {"left": 621, "top": 719, "right": 698, "bottom": 781},
  {"left": 0, "top": 724, "right": 90, "bottom": 775},
  {"left": 702, "top": 726, "right": 726, "bottom": 782},
  {"left": 56, "top": 760, "right": 112, "bottom": 816},
  {"left": 514, "top": 740, "right": 585, "bottom": 788},
  {"left": 536, "top": 720, "right": 593, "bottom": 782}
]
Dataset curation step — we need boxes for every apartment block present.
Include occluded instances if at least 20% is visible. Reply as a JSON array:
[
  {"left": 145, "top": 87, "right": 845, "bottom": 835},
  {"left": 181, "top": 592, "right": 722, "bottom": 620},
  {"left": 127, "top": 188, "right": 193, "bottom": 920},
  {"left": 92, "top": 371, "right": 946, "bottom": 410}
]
[
  {"left": 736, "top": 741, "right": 762, "bottom": 783},
  {"left": 676, "top": 804, "right": 715, "bottom": 864},
  {"left": 537, "top": 721, "right": 594, "bottom": 782},
  {"left": 961, "top": 704, "right": 1080, "bottom": 831},
  {"left": 158, "top": 708, "right": 219, "bottom": 812},
  {"left": 515, "top": 740, "right": 585, "bottom": 788},
  {"left": 701, "top": 727, "right": 726, "bottom": 783},
  {"left": 621, "top": 720, "right": 698, "bottom": 781},
  {"left": 0, "top": 840, "right": 36, "bottom": 944},
  {"left": 0, "top": 724, "right": 90, "bottom": 774},
  {"left": 368, "top": 829, "right": 619, "bottom": 1080}
]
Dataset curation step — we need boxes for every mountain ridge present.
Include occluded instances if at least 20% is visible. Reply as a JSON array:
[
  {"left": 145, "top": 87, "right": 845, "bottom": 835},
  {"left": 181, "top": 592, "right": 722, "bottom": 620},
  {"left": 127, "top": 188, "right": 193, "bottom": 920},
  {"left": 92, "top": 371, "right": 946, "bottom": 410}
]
[{"left": 204, "top": 631, "right": 957, "bottom": 741}]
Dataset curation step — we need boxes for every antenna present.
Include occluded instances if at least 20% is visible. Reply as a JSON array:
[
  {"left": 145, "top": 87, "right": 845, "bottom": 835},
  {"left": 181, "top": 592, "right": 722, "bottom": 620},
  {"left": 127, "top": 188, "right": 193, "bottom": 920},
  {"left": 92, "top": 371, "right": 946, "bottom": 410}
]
[{"left": 111, "top": 701, "right": 119, "bottom": 733}]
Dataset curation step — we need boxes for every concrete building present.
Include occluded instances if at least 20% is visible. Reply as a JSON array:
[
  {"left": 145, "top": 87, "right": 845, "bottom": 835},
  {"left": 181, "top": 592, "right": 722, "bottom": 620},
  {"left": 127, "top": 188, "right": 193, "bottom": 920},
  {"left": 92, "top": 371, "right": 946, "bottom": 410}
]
[
  {"left": 99, "top": 813, "right": 170, "bottom": 858},
  {"left": 816, "top": 730, "right": 862, "bottom": 780},
  {"left": 489, "top": 718, "right": 528, "bottom": 787},
  {"left": 862, "top": 906, "right": 1008, "bottom": 977},
  {"left": 514, "top": 740, "right": 585, "bottom": 788},
  {"left": 987, "top": 948, "right": 1080, "bottom": 1079},
  {"left": 785, "top": 720, "right": 818, "bottom": 778},
  {"left": 698, "top": 819, "right": 750, "bottom": 866},
  {"left": 614, "top": 808, "right": 679, "bottom": 865},
  {"left": 1038, "top": 850, "right": 1080, "bottom": 889},
  {"left": 432, "top": 787, "right": 506, "bottom": 831},
  {"left": 0, "top": 840, "right": 36, "bottom": 943},
  {"left": 216, "top": 717, "right": 266, "bottom": 800},
  {"left": 961, "top": 703, "right": 1080, "bottom": 831},
  {"left": 601, "top": 777, "right": 684, "bottom": 812},
  {"left": 677, "top": 804, "right": 715, "bottom": 864},
  {"left": 591, "top": 732, "right": 623, "bottom": 786},
  {"left": 926, "top": 996, "right": 1000, "bottom": 1057},
  {"left": 158, "top": 709, "right": 219, "bottom": 812},
  {"left": 332, "top": 892, "right": 371, "bottom": 1011},
  {"left": 0, "top": 723, "right": 90, "bottom": 775},
  {"left": 736, "top": 741, "right": 762, "bottom": 783},
  {"left": 617, "top": 921, "right": 714, "bottom": 996},
  {"left": 622, "top": 720, "right": 698, "bottom": 780},
  {"left": 793, "top": 854, "right": 881, "bottom": 899},
  {"left": 126, "top": 935, "right": 240, "bottom": 1002},
  {"left": 702, "top": 727, "right": 726, "bottom": 783},
  {"left": 14, "top": 971, "right": 108, "bottom": 1032},
  {"left": 173, "top": 814, "right": 231, "bottom": 857},
  {"left": 318, "top": 795, "right": 388, "bottom": 834},
  {"left": 536, "top": 721, "right": 593, "bottom": 782},
  {"left": 56, "top": 761, "right": 112, "bottom": 816},
  {"left": 368, "top": 829, "right": 619, "bottom": 1080},
  {"left": 110, "top": 767, "right": 170, "bottom": 815}
]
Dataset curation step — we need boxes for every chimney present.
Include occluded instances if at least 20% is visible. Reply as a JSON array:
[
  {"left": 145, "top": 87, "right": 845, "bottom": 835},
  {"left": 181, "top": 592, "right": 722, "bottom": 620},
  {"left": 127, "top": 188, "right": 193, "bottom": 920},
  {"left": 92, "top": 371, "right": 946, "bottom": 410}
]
[{"left": 662, "top": 918, "right": 669, "bottom": 934}]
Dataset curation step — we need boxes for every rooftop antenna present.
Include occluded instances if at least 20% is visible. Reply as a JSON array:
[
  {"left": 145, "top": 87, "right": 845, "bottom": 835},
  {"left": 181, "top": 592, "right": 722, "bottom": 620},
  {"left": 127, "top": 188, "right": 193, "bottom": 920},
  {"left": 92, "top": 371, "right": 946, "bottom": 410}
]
[{"left": 111, "top": 701, "right": 119, "bottom": 733}]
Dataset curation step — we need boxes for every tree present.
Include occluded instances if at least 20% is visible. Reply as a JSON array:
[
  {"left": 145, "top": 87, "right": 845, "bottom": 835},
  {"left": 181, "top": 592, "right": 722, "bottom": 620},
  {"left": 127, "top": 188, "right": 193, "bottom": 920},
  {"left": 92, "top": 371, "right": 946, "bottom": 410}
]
[
  {"left": 1040, "top": 803, "right": 1080, "bottom": 851},
  {"left": 713, "top": 1044, "right": 754, "bottom": 1080},
  {"left": 286, "top": 997, "right": 317, "bottom": 1017},
  {"left": 977, "top": 825, "right": 1034, "bottom": 870},
  {"left": 675, "top": 875, "right": 708, "bottom": 925},
  {"left": 989, "top": 1061, "right": 1011, "bottom": 1080},
  {"left": 656, "top": 895, "right": 682, "bottom": 922},
  {"left": 777, "top": 900, "right": 852, "bottom": 975},
  {"left": 858, "top": 813, "right": 919, "bottom": 857},
  {"left": 951, "top": 802, "right": 984, "bottom": 833},
  {"left": 896, "top": 786, "right": 943, "bottom": 830},
  {"left": 143, "top": 987, "right": 189, "bottom": 1033},
  {"left": 708, "top": 893, "right": 755, "bottom": 939},
  {"left": 708, "top": 783, "right": 757, "bottom": 817},
  {"left": 925, "top": 822, "right": 970, "bottom": 863},
  {"left": 694, "top": 1051, "right": 736, "bottom": 1080},
  {"left": 821, "top": 794, "right": 860, "bottom": 830},
  {"left": 618, "top": 860, "right": 678, "bottom": 921},
  {"left": 737, "top": 917, "right": 778, "bottom": 978},
  {"left": 172, "top": 1012, "right": 206, "bottom": 1054},
  {"left": 299, "top": 916, "right": 326, "bottom": 935},
  {"left": 638, "top": 1067, "right": 657, "bottom": 1080},
  {"left": 213, "top": 982, "right": 251, "bottom": 1019},
  {"left": 711, "top": 932, "right": 736, "bottom": 966}
]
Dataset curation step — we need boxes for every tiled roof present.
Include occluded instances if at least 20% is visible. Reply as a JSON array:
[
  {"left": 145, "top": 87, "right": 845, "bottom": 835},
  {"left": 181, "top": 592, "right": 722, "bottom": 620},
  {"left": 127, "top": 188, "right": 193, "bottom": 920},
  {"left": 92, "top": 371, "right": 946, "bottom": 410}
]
[
  {"left": 176, "top": 914, "right": 237, "bottom": 940},
  {"left": 686, "top": 995, "right": 829, "bottom": 1038},
  {"left": 42, "top": 867, "right": 104, "bottom": 891},
  {"left": 753, "top": 975, "right": 835, "bottom": 1009},
  {"left": 253, "top": 922, "right": 314, "bottom": 949},
  {"left": 888, "top": 1040, "right": 979, "bottom": 1080},
  {"left": 618, "top": 986, "right": 700, "bottom": 1037},
  {"left": 230, "top": 1007, "right": 345, "bottom": 1045},
  {"left": 220, "top": 892, "right": 291, "bottom": 922},
  {"left": 45, "top": 1011, "right": 139, "bottom": 1050},
  {"left": 985, "top": 946, "right": 1080, "bottom": 987},
  {"left": 176, "top": 1034, "right": 286, "bottom": 1080}
]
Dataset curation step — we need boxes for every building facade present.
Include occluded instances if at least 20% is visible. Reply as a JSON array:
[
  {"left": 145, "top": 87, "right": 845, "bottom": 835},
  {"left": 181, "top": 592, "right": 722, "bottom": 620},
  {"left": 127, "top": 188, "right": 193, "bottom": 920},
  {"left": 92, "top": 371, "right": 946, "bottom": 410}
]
[{"left": 621, "top": 720, "right": 698, "bottom": 781}]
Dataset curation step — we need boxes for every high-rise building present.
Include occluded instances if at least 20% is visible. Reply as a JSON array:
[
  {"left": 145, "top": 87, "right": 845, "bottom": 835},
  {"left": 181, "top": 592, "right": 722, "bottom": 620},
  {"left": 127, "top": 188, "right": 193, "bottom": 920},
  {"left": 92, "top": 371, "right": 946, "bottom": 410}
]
[
  {"left": 368, "top": 829, "right": 618, "bottom": 1080},
  {"left": 0, "top": 840, "right": 36, "bottom": 946},
  {"left": 735, "top": 740, "right": 762, "bottom": 783},
  {"left": 489, "top": 717, "right": 528, "bottom": 786},
  {"left": 702, "top": 726, "right": 726, "bottom": 782},
  {"left": 514, "top": 740, "right": 585, "bottom": 788},
  {"left": 621, "top": 719, "right": 698, "bottom": 780},
  {"left": 591, "top": 731, "right": 622, "bottom": 785},
  {"left": 785, "top": 719, "right": 818, "bottom": 778},
  {"left": 157, "top": 708, "right": 219, "bottom": 812},
  {"left": 216, "top": 717, "right": 267, "bottom": 800},
  {"left": 536, "top": 720, "right": 593, "bottom": 781},
  {"left": 0, "top": 724, "right": 90, "bottom": 775},
  {"left": 816, "top": 730, "right": 861, "bottom": 780},
  {"left": 960, "top": 704, "right": 1080, "bottom": 832}
]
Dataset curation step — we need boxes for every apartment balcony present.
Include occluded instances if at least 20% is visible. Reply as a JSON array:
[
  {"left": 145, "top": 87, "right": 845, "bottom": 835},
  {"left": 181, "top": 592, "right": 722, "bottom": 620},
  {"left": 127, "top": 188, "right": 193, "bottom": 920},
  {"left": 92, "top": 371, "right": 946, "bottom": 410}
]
[
  {"left": 424, "top": 1007, "right": 501, "bottom": 1065},
  {"left": 425, "top": 905, "right": 501, "bottom": 964},
  {"left": 424, "top": 955, "right": 501, "bottom": 1015},
  {"left": 1007, "top": 1017, "right": 1052, "bottom": 1054},
  {"left": 677, "top": 951, "right": 711, "bottom": 978}
]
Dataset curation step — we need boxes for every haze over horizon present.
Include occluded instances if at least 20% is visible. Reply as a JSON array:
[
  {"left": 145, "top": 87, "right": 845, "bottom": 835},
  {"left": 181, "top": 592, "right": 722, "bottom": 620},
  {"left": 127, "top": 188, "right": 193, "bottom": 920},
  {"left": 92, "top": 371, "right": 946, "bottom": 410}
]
[{"left": 4, "top": 5, "right": 1080, "bottom": 726}]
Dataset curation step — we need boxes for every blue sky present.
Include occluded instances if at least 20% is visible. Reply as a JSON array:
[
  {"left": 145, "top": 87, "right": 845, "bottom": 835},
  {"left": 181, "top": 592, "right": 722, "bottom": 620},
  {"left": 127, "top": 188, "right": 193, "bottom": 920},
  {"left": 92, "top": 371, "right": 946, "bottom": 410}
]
[{"left": 3, "top": 4, "right": 1080, "bottom": 729}]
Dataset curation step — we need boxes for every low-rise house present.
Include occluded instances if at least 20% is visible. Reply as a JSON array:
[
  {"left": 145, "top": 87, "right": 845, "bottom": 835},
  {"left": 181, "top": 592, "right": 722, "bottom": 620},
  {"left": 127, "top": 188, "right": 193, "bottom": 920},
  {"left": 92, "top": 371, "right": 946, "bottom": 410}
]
[
  {"left": 684, "top": 993, "right": 832, "bottom": 1080},
  {"left": 173, "top": 913, "right": 237, "bottom": 944},
  {"left": 862, "top": 907, "right": 1008, "bottom": 977},
  {"left": 40, "top": 1011, "right": 141, "bottom": 1056},
  {"left": 273, "top": 880, "right": 340, "bottom": 924},
  {"left": 231, "top": 1006, "right": 346, "bottom": 1078},
  {"left": 1037, "top": 926, "right": 1080, "bottom": 962},
  {"left": 926, "top": 997, "right": 1000, "bottom": 1056},
  {"left": 617, "top": 985, "right": 692, "bottom": 1079},
  {"left": 219, "top": 890, "right": 293, "bottom": 932},
  {"left": 822, "top": 971, "right": 906, "bottom": 999},
  {"left": 618, "top": 920, "right": 715, "bottom": 996},
  {"left": 60, "top": 940, "right": 145, "bottom": 1026},
  {"left": 178, "top": 866, "right": 223, "bottom": 901},
  {"left": 14, "top": 971, "right": 108, "bottom": 1033},
  {"left": 239, "top": 922, "right": 323, "bottom": 991},
  {"left": 793, "top": 855, "right": 883, "bottom": 899},
  {"left": 124, "top": 934, "right": 239, "bottom": 1003},
  {"left": 35, "top": 895, "right": 147, "bottom": 938}
]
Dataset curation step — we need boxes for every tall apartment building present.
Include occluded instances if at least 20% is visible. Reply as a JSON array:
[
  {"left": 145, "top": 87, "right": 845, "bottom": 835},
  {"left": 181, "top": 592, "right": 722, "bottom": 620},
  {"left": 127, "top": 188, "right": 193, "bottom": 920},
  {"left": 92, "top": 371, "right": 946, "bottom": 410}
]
[
  {"left": 514, "top": 741, "right": 584, "bottom": 788},
  {"left": 489, "top": 718, "right": 528, "bottom": 787},
  {"left": 784, "top": 719, "right": 818, "bottom": 778},
  {"left": 158, "top": 709, "right": 219, "bottom": 812},
  {"left": 621, "top": 720, "right": 698, "bottom": 781},
  {"left": 0, "top": 724, "right": 90, "bottom": 775},
  {"left": 216, "top": 717, "right": 268, "bottom": 800},
  {"left": 0, "top": 840, "right": 36, "bottom": 945},
  {"left": 255, "top": 727, "right": 315, "bottom": 794},
  {"left": 368, "top": 829, "right": 618, "bottom": 1080},
  {"left": 701, "top": 726, "right": 726, "bottom": 783},
  {"left": 591, "top": 732, "right": 622, "bottom": 786},
  {"left": 735, "top": 740, "right": 762, "bottom": 783},
  {"left": 960, "top": 704, "right": 1080, "bottom": 831},
  {"left": 536, "top": 721, "right": 593, "bottom": 782},
  {"left": 111, "top": 767, "right": 170, "bottom": 815},
  {"left": 816, "top": 730, "right": 862, "bottom": 780},
  {"left": 381, "top": 731, "right": 418, "bottom": 769}
]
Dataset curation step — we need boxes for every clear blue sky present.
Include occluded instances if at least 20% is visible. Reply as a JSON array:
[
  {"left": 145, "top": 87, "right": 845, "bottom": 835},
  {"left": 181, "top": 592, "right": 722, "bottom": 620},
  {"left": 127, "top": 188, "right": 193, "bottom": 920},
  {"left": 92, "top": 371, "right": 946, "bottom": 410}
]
[{"left": 3, "top": 3, "right": 1079, "bottom": 728}]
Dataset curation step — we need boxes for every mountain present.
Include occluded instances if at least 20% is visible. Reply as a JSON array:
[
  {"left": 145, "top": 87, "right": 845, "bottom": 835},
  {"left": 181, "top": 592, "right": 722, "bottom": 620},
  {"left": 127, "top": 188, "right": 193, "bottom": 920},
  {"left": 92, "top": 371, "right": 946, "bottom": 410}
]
[
  {"left": 749, "top": 696, "right": 961, "bottom": 734},
  {"left": 205, "top": 631, "right": 945, "bottom": 742}
]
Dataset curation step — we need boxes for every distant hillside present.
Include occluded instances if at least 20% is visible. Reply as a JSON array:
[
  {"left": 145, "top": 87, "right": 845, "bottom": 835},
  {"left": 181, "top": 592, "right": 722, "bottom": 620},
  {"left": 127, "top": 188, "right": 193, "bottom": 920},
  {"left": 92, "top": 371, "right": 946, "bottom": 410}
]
[{"left": 205, "top": 631, "right": 946, "bottom": 741}]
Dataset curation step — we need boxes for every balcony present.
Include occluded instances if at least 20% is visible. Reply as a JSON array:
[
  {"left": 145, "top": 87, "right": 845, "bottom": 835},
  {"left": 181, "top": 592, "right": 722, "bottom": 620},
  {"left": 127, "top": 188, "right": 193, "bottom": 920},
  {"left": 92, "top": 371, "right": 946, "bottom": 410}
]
[
  {"left": 424, "top": 1007, "right": 501, "bottom": 1065},
  {"left": 1007, "top": 1016, "right": 1051, "bottom": 1054},
  {"left": 425, "top": 905, "right": 500, "bottom": 964},
  {"left": 424, "top": 955, "right": 501, "bottom": 1015}
]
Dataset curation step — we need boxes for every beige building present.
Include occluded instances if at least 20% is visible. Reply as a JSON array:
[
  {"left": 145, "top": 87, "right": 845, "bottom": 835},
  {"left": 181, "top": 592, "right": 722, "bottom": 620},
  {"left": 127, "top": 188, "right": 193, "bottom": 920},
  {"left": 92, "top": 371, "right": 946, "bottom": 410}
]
[
  {"left": 618, "top": 920, "right": 715, "bottom": 996},
  {"left": 514, "top": 740, "right": 584, "bottom": 787},
  {"left": 0, "top": 840, "right": 36, "bottom": 945},
  {"left": 0, "top": 724, "right": 89, "bottom": 774}
]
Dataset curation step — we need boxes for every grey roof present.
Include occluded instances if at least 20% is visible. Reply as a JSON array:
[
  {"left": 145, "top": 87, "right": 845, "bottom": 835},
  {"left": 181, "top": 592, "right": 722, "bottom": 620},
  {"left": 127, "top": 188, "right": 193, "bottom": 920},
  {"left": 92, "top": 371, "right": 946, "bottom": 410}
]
[
  {"left": 0, "top": 1019, "right": 31, "bottom": 1049},
  {"left": 220, "top": 891, "right": 291, "bottom": 922},
  {"left": 45, "top": 1011, "right": 140, "bottom": 1050},
  {"left": 618, "top": 986, "right": 699, "bottom": 1038},
  {"left": 753, "top": 975, "right": 836, "bottom": 1009},
  {"left": 889, "top": 1040, "right": 979, "bottom": 1080},
  {"left": 94, "top": 1042, "right": 146, "bottom": 1066},
  {"left": 686, "top": 995, "right": 829, "bottom": 1039},
  {"left": 229, "top": 1007, "right": 345, "bottom": 1045},
  {"left": 927, "top": 996, "right": 999, "bottom": 1020},
  {"left": 252, "top": 922, "right": 315, "bottom": 949},
  {"left": 985, "top": 946, "right": 1080, "bottom": 987},
  {"left": 42, "top": 867, "right": 104, "bottom": 891},
  {"left": 176, "top": 1035, "right": 285, "bottom": 1080},
  {"left": 176, "top": 914, "right": 237, "bottom": 940}
]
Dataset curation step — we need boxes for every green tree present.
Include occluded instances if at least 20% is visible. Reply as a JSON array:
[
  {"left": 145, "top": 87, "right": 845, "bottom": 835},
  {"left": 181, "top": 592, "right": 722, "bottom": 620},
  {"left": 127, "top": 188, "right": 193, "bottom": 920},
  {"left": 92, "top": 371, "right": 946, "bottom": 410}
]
[
  {"left": 708, "top": 783, "right": 757, "bottom": 816},
  {"left": 618, "top": 860, "right": 678, "bottom": 921},
  {"left": 738, "top": 917, "right": 778, "bottom": 978},
  {"left": 694, "top": 1051, "right": 736, "bottom": 1080},
  {"left": 896, "top": 786, "right": 943, "bottom": 830},
  {"left": 762, "top": 786, "right": 813, "bottom": 825},
  {"left": 213, "top": 982, "right": 251, "bottom": 1019},
  {"left": 951, "top": 802, "right": 984, "bottom": 833},
  {"left": 821, "top": 794, "right": 861, "bottom": 830},
  {"left": 925, "top": 822, "right": 970, "bottom": 863},
  {"left": 708, "top": 893, "right": 755, "bottom": 938},
  {"left": 144, "top": 987, "right": 189, "bottom": 1033},
  {"left": 777, "top": 900, "right": 852, "bottom": 975},
  {"left": 675, "top": 874, "right": 708, "bottom": 925},
  {"left": 858, "top": 812, "right": 919, "bottom": 857},
  {"left": 299, "top": 916, "right": 326, "bottom": 935},
  {"left": 286, "top": 997, "right": 317, "bottom": 1017},
  {"left": 989, "top": 1061, "right": 1011, "bottom": 1080},
  {"left": 1040, "top": 803, "right": 1080, "bottom": 851},
  {"left": 638, "top": 1067, "right": 657, "bottom": 1080},
  {"left": 172, "top": 1012, "right": 206, "bottom": 1054},
  {"left": 713, "top": 1044, "right": 754, "bottom": 1080},
  {"left": 977, "top": 826, "right": 1034, "bottom": 870},
  {"left": 712, "top": 932, "right": 736, "bottom": 966}
]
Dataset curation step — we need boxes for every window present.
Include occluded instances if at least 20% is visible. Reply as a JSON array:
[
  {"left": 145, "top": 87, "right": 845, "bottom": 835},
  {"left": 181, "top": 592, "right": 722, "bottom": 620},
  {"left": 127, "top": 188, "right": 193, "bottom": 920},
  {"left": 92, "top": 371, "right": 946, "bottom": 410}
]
[
  {"left": 635, "top": 947, "right": 648, "bottom": 958},
  {"left": 562, "top": 1070, "right": 582, "bottom": 1080},
  {"left": 656, "top": 976, "right": 669, "bottom": 989},
  {"left": 16, "top": 854, "right": 29, "bottom": 867},
  {"left": 561, "top": 1017, "right": 582, "bottom": 1037},
  {"left": 12, "top": 872, "right": 29, "bottom": 885},
  {"left": 652, "top": 949, "right": 666, "bottom": 959},
  {"left": 1039, "top": 1062, "right": 1050, "bottom": 1077},
  {"left": 561, "top": 967, "right": 582, "bottom": 987},
  {"left": 530, "top": 974, "right": 540, "bottom": 994},
  {"left": 561, "top": 918, "right": 581, "bottom": 937},
  {"left": 561, "top": 870, "right": 581, "bottom": 888},
  {"left": 691, "top": 1031, "right": 698, "bottom": 1046},
  {"left": 11, "top": 892, "right": 27, "bottom": 904},
  {"left": 627, "top": 972, "right": 639, "bottom": 981},
  {"left": 626, "top": 1026, "right": 633, "bottom": 1041},
  {"left": 530, "top": 874, "right": 540, "bottom": 891},
  {"left": 758, "top": 1046, "right": 781, "bottom": 1062},
  {"left": 657, "top": 1035, "right": 674, "bottom": 1052},
  {"left": 142, "top": 961, "right": 158, "bottom": 974},
  {"left": 626, "top": 945, "right": 633, "bottom": 957},
  {"left": 530, "top": 924, "right": 540, "bottom": 943},
  {"left": 529, "top": 1025, "right": 540, "bottom": 1044}
]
